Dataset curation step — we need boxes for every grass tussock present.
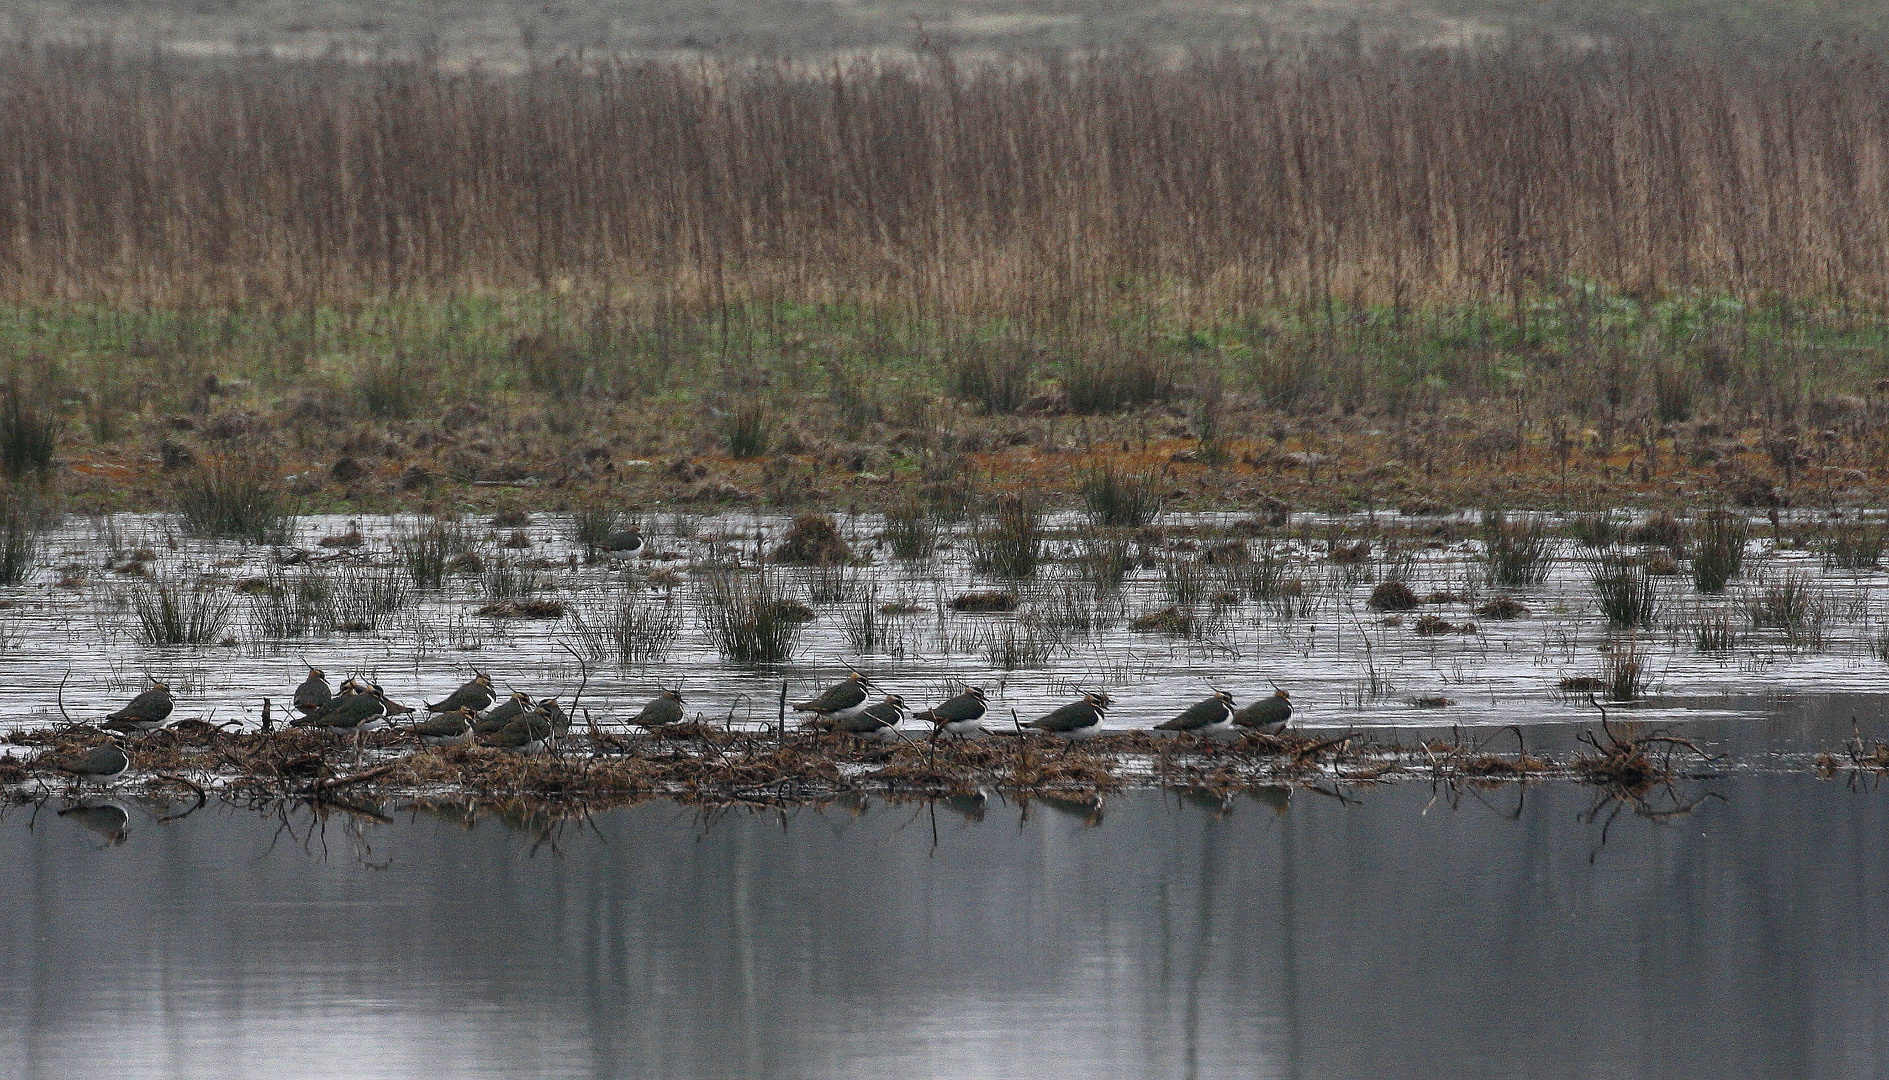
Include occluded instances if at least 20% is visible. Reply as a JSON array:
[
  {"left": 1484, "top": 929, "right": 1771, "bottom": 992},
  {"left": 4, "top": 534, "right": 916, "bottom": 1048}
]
[
  {"left": 972, "top": 496, "right": 1044, "bottom": 579},
  {"left": 1692, "top": 510, "right": 1750, "bottom": 593},
  {"left": 1591, "top": 554, "right": 1659, "bottom": 628},
  {"left": 701, "top": 570, "right": 805, "bottom": 664},
  {"left": 0, "top": 484, "right": 44, "bottom": 586},
  {"left": 571, "top": 596, "right": 682, "bottom": 665},
  {"left": 1483, "top": 512, "right": 1554, "bottom": 588},
  {"left": 174, "top": 454, "right": 294, "bottom": 545},
  {"left": 129, "top": 568, "right": 236, "bottom": 645},
  {"left": 396, "top": 518, "right": 473, "bottom": 589},
  {"left": 1080, "top": 465, "right": 1166, "bottom": 529},
  {"left": 0, "top": 386, "right": 57, "bottom": 479}
]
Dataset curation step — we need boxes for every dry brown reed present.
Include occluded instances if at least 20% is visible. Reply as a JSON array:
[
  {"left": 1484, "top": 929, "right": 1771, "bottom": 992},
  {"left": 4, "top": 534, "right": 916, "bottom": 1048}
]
[{"left": 3, "top": 43, "right": 1888, "bottom": 312}]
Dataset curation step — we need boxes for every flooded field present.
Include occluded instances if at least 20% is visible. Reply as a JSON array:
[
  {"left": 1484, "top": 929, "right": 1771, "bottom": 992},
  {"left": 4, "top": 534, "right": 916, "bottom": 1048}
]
[
  {"left": 4, "top": 775, "right": 1886, "bottom": 1079},
  {"left": 4, "top": 509, "right": 1888, "bottom": 748}
]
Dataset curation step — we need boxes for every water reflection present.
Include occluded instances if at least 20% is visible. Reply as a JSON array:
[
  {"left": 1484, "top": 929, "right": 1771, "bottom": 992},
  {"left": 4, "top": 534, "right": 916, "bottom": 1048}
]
[{"left": 3, "top": 778, "right": 1887, "bottom": 1078}]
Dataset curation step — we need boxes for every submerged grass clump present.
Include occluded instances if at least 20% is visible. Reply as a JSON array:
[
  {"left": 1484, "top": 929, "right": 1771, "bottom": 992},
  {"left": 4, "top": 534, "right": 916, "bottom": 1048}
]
[
  {"left": 129, "top": 568, "right": 235, "bottom": 645},
  {"left": 175, "top": 454, "right": 294, "bottom": 545},
  {"left": 571, "top": 595, "right": 683, "bottom": 665},
  {"left": 1691, "top": 510, "right": 1750, "bottom": 593},
  {"left": 1483, "top": 512, "right": 1553, "bottom": 588},
  {"left": 880, "top": 501, "right": 939, "bottom": 560},
  {"left": 701, "top": 570, "right": 805, "bottom": 663},
  {"left": 1591, "top": 554, "right": 1659, "bottom": 628},
  {"left": 972, "top": 496, "right": 1044, "bottom": 579},
  {"left": 0, "top": 484, "right": 44, "bottom": 586},
  {"left": 1080, "top": 465, "right": 1165, "bottom": 529},
  {"left": 396, "top": 518, "right": 474, "bottom": 589}
]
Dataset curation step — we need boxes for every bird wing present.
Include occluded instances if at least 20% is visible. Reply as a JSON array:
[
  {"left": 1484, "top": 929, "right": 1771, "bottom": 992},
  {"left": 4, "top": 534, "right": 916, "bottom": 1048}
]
[
  {"left": 1032, "top": 700, "right": 1095, "bottom": 732},
  {"left": 110, "top": 689, "right": 171, "bottom": 721},
  {"left": 920, "top": 693, "right": 984, "bottom": 724},
  {"left": 1236, "top": 697, "right": 1292, "bottom": 726},
  {"left": 1157, "top": 697, "right": 1228, "bottom": 731},
  {"left": 796, "top": 680, "right": 867, "bottom": 713}
]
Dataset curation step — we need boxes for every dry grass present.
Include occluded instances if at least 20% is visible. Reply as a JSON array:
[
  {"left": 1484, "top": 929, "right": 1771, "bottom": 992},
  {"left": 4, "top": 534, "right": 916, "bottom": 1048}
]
[{"left": 2, "top": 44, "right": 1886, "bottom": 310}]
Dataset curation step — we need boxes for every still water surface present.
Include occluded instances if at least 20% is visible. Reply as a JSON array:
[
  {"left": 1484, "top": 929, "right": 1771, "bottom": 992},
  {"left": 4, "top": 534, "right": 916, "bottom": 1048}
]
[{"left": 4, "top": 776, "right": 1888, "bottom": 1079}]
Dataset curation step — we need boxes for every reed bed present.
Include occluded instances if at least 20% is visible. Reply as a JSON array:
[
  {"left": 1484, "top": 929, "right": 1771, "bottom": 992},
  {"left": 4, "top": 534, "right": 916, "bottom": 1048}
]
[{"left": 3, "top": 44, "right": 1887, "bottom": 314}]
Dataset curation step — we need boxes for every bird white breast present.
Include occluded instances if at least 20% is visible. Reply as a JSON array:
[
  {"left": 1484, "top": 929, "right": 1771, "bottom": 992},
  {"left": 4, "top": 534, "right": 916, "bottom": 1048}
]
[{"left": 940, "top": 719, "right": 986, "bottom": 737}]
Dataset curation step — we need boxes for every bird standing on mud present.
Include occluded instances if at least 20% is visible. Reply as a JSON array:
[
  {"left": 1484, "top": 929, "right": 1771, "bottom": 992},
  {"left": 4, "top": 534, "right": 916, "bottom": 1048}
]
[
  {"left": 915, "top": 686, "right": 988, "bottom": 739},
  {"left": 102, "top": 680, "right": 174, "bottom": 733},
  {"left": 293, "top": 668, "right": 332, "bottom": 718},
  {"left": 1030, "top": 692, "right": 1111, "bottom": 740},
  {"left": 1233, "top": 688, "right": 1293, "bottom": 734},
  {"left": 633, "top": 689, "right": 686, "bottom": 730},
  {"left": 428, "top": 672, "right": 495, "bottom": 715},
  {"left": 1157, "top": 690, "right": 1237, "bottom": 735},
  {"left": 794, "top": 672, "right": 870, "bottom": 726}
]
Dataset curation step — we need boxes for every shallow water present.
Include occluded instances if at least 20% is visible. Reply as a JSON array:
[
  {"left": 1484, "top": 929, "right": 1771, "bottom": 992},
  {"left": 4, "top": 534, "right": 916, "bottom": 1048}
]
[
  {"left": 3, "top": 776, "right": 1887, "bottom": 1079},
  {"left": 8, "top": 511, "right": 1889, "bottom": 741}
]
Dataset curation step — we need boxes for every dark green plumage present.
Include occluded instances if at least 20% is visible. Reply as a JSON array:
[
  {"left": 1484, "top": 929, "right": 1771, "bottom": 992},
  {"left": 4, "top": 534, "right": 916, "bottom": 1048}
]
[
  {"left": 794, "top": 673, "right": 868, "bottom": 715},
  {"left": 105, "top": 683, "right": 172, "bottom": 729},
  {"left": 59, "top": 742, "right": 130, "bottom": 783},
  {"left": 916, "top": 688, "right": 987, "bottom": 726},
  {"left": 473, "top": 692, "right": 532, "bottom": 736},
  {"left": 402, "top": 707, "right": 475, "bottom": 745},
  {"left": 306, "top": 688, "right": 386, "bottom": 731},
  {"left": 1156, "top": 691, "right": 1237, "bottom": 732},
  {"left": 1233, "top": 689, "right": 1293, "bottom": 733},
  {"left": 1030, "top": 692, "right": 1110, "bottom": 736},
  {"left": 481, "top": 709, "right": 553, "bottom": 753},
  {"left": 428, "top": 673, "right": 495, "bottom": 714},
  {"left": 634, "top": 690, "right": 685, "bottom": 729},
  {"left": 829, "top": 695, "right": 904, "bottom": 738},
  {"left": 293, "top": 669, "right": 332, "bottom": 716}
]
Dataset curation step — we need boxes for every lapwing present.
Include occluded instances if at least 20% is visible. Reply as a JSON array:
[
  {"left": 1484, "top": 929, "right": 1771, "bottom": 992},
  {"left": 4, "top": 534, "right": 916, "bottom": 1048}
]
[
  {"left": 914, "top": 686, "right": 988, "bottom": 739},
  {"left": 375, "top": 686, "right": 416, "bottom": 719},
  {"left": 603, "top": 528, "right": 644, "bottom": 561},
  {"left": 1030, "top": 692, "right": 1111, "bottom": 741},
  {"left": 481, "top": 708, "right": 553, "bottom": 755},
  {"left": 102, "top": 680, "right": 173, "bottom": 733},
  {"left": 794, "top": 672, "right": 870, "bottom": 727},
  {"left": 400, "top": 706, "right": 476, "bottom": 747},
  {"left": 1156, "top": 690, "right": 1238, "bottom": 735},
  {"left": 56, "top": 738, "right": 130, "bottom": 788},
  {"left": 632, "top": 689, "right": 686, "bottom": 730},
  {"left": 306, "top": 685, "right": 388, "bottom": 733},
  {"left": 292, "top": 667, "right": 332, "bottom": 718},
  {"left": 538, "top": 698, "right": 570, "bottom": 736},
  {"left": 473, "top": 691, "right": 533, "bottom": 737},
  {"left": 58, "top": 802, "right": 130, "bottom": 846},
  {"left": 290, "top": 678, "right": 359, "bottom": 727},
  {"left": 1233, "top": 688, "right": 1293, "bottom": 735},
  {"left": 823, "top": 694, "right": 906, "bottom": 742},
  {"left": 427, "top": 672, "right": 495, "bottom": 715}
]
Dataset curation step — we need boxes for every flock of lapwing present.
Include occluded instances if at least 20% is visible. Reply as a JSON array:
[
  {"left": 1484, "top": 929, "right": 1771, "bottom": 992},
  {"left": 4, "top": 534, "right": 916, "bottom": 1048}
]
[{"left": 52, "top": 668, "right": 1294, "bottom": 787}]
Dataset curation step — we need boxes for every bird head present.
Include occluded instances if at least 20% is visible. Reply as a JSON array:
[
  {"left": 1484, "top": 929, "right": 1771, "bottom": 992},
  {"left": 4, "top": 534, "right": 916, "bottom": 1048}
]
[
  {"left": 1273, "top": 688, "right": 1291, "bottom": 700},
  {"left": 1085, "top": 691, "right": 1113, "bottom": 710},
  {"left": 966, "top": 686, "right": 987, "bottom": 702},
  {"left": 1214, "top": 689, "right": 1237, "bottom": 706},
  {"left": 307, "top": 667, "right": 324, "bottom": 679},
  {"left": 512, "top": 691, "right": 533, "bottom": 704},
  {"left": 151, "top": 681, "right": 170, "bottom": 693},
  {"left": 663, "top": 688, "right": 685, "bottom": 703},
  {"left": 882, "top": 694, "right": 905, "bottom": 707},
  {"left": 474, "top": 672, "right": 493, "bottom": 688}
]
